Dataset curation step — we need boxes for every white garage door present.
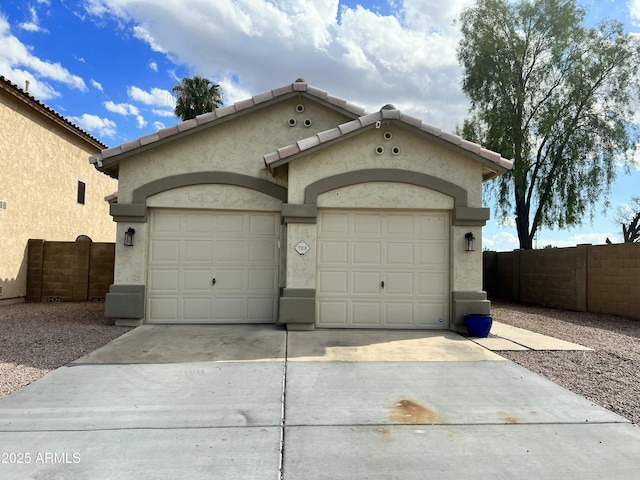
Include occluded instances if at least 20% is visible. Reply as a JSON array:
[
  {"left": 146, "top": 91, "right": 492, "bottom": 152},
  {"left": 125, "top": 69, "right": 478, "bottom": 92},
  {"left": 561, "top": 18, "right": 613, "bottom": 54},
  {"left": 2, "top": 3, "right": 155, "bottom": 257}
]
[
  {"left": 317, "top": 210, "right": 449, "bottom": 328},
  {"left": 148, "top": 209, "right": 279, "bottom": 323}
]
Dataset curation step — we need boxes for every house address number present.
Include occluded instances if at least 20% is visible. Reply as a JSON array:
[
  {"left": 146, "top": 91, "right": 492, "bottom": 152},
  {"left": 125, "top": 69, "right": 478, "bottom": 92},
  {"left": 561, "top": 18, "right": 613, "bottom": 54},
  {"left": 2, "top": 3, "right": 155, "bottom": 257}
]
[{"left": 294, "top": 240, "right": 310, "bottom": 255}]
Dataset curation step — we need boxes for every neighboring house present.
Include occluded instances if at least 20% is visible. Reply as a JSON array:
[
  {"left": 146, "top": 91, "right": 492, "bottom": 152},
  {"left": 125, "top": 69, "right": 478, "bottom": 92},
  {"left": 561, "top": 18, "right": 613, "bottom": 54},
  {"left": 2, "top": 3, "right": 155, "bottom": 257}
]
[
  {"left": 91, "top": 79, "right": 512, "bottom": 331},
  {"left": 0, "top": 75, "right": 117, "bottom": 305}
]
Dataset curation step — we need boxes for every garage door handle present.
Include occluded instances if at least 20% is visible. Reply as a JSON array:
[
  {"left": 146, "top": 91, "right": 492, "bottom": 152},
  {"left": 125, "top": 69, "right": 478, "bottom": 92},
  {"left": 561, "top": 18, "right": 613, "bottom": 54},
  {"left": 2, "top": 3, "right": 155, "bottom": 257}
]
[
  {"left": 380, "top": 281, "right": 384, "bottom": 289},
  {"left": 212, "top": 278, "right": 216, "bottom": 286}
]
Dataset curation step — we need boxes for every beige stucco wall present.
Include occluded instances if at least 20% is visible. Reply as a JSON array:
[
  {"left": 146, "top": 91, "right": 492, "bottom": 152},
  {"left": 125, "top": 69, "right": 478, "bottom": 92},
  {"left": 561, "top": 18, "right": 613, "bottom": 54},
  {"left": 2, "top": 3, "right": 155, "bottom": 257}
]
[{"left": 0, "top": 90, "right": 117, "bottom": 302}]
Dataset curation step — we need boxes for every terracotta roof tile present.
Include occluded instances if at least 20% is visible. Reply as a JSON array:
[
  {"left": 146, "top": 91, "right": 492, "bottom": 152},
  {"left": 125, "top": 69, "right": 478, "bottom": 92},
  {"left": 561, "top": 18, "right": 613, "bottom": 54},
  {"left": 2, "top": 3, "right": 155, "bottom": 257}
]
[
  {"left": 158, "top": 125, "right": 179, "bottom": 139},
  {"left": 235, "top": 98, "right": 255, "bottom": 111},
  {"left": 177, "top": 118, "right": 198, "bottom": 132},
  {"left": 196, "top": 111, "right": 218, "bottom": 124},
  {"left": 306, "top": 85, "right": 330, "bottom": 100},
  {"left": 120, "top": 139, "right": 141, "bottom": 153},
  {"left": 317, "top": 128, "right": 342, "bottom": 143},
  {"left": 253, "top": 91, "right": 275, "bottom": 104},
  {"left": 271, "top": 84, "right": 294, "bottom": 96},
  {"left": 440, "top": 131, "right": 461, "bottom": 146},
  {"left": 338, "top": 119, "right": 362, "bottom": 135},
  {"left": 139, "top": 132, "right": 160, "bottom": 146},
  {"left": 297, "top": 135, "right": 322, "bottom": 151},
  {"left": 215, "top": 105, "right": 237, "bottom": 118},
  {"left": 381, "top": 108, "right": 401, "bottom": 120},
  {"left": 359, "top": 112, "right": 381, "bottom": 127},
  {"left": 277, "top": 143, "right": 301, "bottom": 158},
  {"left": 292, "top": 81, "right": 307, "bottom": 92}
]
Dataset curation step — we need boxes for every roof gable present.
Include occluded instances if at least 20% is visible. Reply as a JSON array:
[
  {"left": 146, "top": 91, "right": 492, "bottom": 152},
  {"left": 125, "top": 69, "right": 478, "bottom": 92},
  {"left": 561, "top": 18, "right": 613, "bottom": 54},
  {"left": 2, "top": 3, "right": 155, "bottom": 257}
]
[
  {"left": 263, "top": 105, "right": 513, "bottom": 181},
  {"left": 90, "top": 78, "right": 367, "bottom": 178}
]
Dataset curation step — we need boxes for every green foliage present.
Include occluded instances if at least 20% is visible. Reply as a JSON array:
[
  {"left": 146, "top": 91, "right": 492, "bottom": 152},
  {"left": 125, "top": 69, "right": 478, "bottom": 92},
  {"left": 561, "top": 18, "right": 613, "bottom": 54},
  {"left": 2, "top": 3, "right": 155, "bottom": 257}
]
[
  {"left": 457, "top": 0, "right": 640, "bottom": 249},
  {"left": 172, "top": 75, "right": 223, "bottom": 121}
]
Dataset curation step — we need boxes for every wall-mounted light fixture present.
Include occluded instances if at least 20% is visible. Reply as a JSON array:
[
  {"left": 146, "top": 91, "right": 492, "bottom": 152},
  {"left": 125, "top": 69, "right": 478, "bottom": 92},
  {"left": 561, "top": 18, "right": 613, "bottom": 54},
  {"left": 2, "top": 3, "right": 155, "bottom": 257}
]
[
  {"left": 465, "top": 231, "right": 476, "bottom": 252},
  {"left": 124, "top": 227, "right": 136, "bottom": 247}
]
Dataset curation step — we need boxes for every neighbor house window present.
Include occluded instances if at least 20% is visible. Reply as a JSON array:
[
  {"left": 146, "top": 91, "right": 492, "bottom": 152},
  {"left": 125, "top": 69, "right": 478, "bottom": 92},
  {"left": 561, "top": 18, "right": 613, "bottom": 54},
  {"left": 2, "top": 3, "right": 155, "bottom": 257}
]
[{"left": 77, "top": 181, "right": 86, "bottom": 205}]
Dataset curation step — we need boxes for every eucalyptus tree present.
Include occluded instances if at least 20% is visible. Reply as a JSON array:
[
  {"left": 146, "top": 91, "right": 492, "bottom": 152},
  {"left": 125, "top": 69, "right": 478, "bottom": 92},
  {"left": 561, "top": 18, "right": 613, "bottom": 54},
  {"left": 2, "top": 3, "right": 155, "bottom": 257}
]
[
  {"left": 457, "top": 0, "right": 640, "bottom": 249},
  {"left": 172, "top": 75, "right": 223, "bottom": 121}
]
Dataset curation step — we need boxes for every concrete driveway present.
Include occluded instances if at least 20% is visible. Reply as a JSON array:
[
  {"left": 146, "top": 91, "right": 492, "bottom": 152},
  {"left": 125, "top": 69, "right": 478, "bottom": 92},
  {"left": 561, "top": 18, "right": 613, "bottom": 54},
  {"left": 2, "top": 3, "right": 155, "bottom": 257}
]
[{"left": 1, "top": 325, "right": 639, "bottom": 479}]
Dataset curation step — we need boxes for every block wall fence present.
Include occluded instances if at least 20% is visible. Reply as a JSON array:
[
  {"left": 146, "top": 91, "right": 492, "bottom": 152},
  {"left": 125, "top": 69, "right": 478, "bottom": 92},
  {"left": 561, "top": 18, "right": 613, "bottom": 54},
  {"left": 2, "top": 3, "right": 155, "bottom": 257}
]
[
  {"left": 26, "top": 239, "right": 115, "bottom": 303},
  {"left": 484, "top": 243, "right": 640, "bottom": 320}
]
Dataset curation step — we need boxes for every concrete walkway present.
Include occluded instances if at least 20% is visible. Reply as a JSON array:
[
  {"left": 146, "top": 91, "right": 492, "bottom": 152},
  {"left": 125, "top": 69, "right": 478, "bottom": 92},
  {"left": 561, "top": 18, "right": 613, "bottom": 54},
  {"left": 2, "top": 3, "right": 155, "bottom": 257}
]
[{"left": 0, "top": 324, "right": 638, "bottom": 479}]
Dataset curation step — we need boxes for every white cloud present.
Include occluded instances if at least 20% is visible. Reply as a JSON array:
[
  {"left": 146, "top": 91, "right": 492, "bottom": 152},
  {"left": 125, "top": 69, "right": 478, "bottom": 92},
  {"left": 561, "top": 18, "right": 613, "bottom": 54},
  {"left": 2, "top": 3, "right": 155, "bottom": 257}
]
[
  {"left": 104, "top": 100, "right": 146, "bottom": 128},
  {"left": 630, "top": 0, "right": 640, "bottom": 23},
  {"left": 19, "top": 6, "right": 48, "bottom": 33},
  {"left": 152, "top": 108, "right": 174, "bottom": 117},
  {"left": 152, "top": 121, "right": 165, "bottom": 130},
  {"left": 83, "top": 0, "right": 475, "bottom": 132},
  {"left": 128, "top": 85, "right": 174, "bottom": 108},
  {"left": 0, "top": 15, "right": 86, "bottom": 96},
  {"left": 483, "top": 231, "right": 519, "bottom": 252},
  {"left": 148, "top": 60, "right": 158, "bottom": 72},
  {"left": 91, "top": 78, "right": 103, "bottom": 91},
  {"left": 70, "top": 113, "right": 117, "bottom": 137}
]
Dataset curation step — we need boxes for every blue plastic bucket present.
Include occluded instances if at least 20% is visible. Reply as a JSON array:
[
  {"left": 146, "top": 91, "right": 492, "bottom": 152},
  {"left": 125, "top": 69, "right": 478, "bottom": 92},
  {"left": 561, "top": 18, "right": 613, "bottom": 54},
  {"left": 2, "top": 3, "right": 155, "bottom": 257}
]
[{"left": 464, "top": 314, "right": 493, "bottom": 338}]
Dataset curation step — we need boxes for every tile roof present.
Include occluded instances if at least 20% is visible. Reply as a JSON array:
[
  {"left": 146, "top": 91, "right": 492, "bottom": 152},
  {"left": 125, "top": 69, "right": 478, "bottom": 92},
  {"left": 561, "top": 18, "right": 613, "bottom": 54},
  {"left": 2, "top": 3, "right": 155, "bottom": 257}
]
[
  {"left": 89, "top": 78, "right": 366, "bottom": 174},
  {"left": 0, "top": 75, "right": 108, "bottom": 150},
  {"left": 263, "top": 104, "right": 513, "bottom": 177},
  {"left": 89, "top": 78, "right": 512, "bottom": 179}
]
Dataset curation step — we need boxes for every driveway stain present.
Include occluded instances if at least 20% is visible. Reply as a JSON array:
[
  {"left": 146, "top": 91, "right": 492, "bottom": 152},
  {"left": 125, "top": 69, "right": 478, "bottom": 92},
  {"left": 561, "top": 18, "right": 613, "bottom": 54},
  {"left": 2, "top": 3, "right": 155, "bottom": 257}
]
[{"left": 388, "top": 399, "right": 448, "bottom": 424}]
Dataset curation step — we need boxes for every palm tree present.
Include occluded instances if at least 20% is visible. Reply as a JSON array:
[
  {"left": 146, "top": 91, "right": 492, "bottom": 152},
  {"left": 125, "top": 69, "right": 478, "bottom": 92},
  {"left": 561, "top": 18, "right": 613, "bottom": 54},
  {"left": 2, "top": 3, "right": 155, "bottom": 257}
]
[{"left": 172, "top": 75, "right": 223, "bottom": 121}]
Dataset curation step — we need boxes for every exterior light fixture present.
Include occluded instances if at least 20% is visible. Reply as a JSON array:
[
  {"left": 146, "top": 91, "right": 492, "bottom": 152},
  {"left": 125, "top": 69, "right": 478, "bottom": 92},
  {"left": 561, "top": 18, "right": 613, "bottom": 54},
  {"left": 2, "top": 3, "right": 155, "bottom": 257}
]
[
  {"left": 124, "top": 227, "right": 135, "bottom": 247},
  {"left": 465, "top": 231, "right": 476, "bottom": 252}
]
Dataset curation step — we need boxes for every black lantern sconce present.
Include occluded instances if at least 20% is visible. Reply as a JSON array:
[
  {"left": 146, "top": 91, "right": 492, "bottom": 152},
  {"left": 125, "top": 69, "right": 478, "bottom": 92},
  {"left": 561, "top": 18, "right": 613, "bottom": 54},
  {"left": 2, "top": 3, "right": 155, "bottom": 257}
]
[
  {"left": 124, "top": 227, "right": 136, "bottom": 247},
  {"left": 465, "top": 231, "right": 476, "bottom": 252}
]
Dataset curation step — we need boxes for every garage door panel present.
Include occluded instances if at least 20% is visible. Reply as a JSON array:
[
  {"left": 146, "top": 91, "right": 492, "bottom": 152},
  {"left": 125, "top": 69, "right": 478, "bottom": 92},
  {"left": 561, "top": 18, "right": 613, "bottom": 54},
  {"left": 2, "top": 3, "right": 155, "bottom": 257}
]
[
  {"left": 249, "top": 214, "right": 278, "bottom": 235},
  {"left": 417, "top": 273, "right": 448, "bottom": 296},
  {"left": 215, "top": 241, "right": 245, "bottom": 263},
  {"left": 319, "top": 241, "right": 348, "bottom": 264},
  {"left": 386, "top": 242, "right": 414, "bottom": 266},
  {"left": 352, "top": 271, "right": 381, "bottom": 295},
  {"left": 249, "top": 242, "right": 278, "bottom": 263},
  {"left": 417, "top": 243, "right": 448, "bottom": 267},
  {"left": 148, "top": 210, "right": 278, "bottom": 324},
  {"left": 318, "top": 271, "right": 348, "bottom": 294},
  {"left": 317, "top": 301, "right": 348, "bottom": 326},
  {"left": 148, "top": 297, "right": 178, "bottom": 321},
  {"left": 149, "top": 269, "right": 179, "bottom": 291},
  {"left": 182, "top": 269, "right": 212, "bottom": 292},
  {"left": 351, "top": 302, "right": 381, "bottom": 326},
  {"left": 386, "top": 214, "right": 415, "bottom": 235},
  {"left": 384, "top": 302, "right": 414, "bottom": 325},
  {"left": 248, "top": 298, "right": 277, "bottom": 322},
  {"left": 352, "top": 242, "right": 382, "bottom": 265},
  {"left": 152, "top": 212, "right": 181, "bottom": 234},
  {"left": 416, "top": 214, "right": 448, "bottom": 237},
  {"left": 385, "top": 272, "right": 414, "bottom": 295},
  {"left": 184, "top": 240, "right": 212, "bottom": 262},
  {"left": 248, "top": 268, "right": 277, "bottom": 292},
  {"left": 184, "top": 213, "right": 213, "bottom": 235},
  {"left": 353, "top": 214, "right": 382, "bottom": 235},
  {"left": 321, "top": 213, "right": 349, "bottom": 235},
  {"left": 416, "top": 303, "right": 447, "bottom": 326},
  {"left": 182, "top": 297, "right": 211, "bottom": 322},
  {"left": 214, "top": 297, "right": 245, "bottom": 321},
  {"left": 216, "top": 214, "right": 245, "bottom": 234},
  {"left": 150, "top": 240, "right": 180, "bottom": 263}
]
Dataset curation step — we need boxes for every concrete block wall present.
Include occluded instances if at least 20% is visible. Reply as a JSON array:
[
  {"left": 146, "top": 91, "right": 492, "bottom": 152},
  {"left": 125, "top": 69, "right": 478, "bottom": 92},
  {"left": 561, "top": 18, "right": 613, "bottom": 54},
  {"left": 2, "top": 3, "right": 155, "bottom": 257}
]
[
  {"left": 588, "top": 244, "right": 640, "bottom": 318},
  {"left": 26, "top": 239, "right": 115, "bottom": 303},
  {"left": 484, "top": 243, "right": 640, "bottom": 320}
]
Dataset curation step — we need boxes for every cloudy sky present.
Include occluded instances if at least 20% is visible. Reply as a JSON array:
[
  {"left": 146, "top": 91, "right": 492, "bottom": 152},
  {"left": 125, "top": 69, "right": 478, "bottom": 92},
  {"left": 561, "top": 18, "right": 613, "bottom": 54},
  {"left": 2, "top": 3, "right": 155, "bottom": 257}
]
[{"left": 2, "top": 0, "right": 639, "bottom": 250}]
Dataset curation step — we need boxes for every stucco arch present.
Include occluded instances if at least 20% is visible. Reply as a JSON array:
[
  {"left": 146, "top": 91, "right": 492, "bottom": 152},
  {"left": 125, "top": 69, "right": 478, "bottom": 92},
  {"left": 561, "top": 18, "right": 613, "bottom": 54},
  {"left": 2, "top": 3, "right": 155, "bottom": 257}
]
[{"left": 111, "top": 171, "right": 287, "bottom": 222}]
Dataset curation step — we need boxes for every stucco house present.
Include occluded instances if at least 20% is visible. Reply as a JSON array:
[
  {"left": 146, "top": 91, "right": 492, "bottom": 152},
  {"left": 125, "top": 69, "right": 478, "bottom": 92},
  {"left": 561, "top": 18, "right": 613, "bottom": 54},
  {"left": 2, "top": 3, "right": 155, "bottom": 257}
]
[
  {"left": 0, "top": 75, "right": 117, "bottom": 305},
  {"left": 91, "top": 79, "right": 512, "bottom": 331}
]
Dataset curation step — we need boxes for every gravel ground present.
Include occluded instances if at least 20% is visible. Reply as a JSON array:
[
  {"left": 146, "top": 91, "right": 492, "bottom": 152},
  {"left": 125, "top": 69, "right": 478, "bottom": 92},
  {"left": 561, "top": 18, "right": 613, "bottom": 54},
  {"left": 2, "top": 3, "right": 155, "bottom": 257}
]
[
  {"left": 0, "top": 300, "right": 638, "bottom": 424},
  {"left": 0, "top": 301, "right": 132, "bottom": 399},
  {"left": 491, "top": 300, "right": 640, "bottom": 424}
]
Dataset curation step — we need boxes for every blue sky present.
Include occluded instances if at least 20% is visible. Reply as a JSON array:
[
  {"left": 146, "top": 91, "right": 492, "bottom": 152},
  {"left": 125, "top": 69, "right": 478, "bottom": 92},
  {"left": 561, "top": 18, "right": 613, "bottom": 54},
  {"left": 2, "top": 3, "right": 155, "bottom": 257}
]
[{"left": 1, "top": 0, "right": 639, "bottom": 250}]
